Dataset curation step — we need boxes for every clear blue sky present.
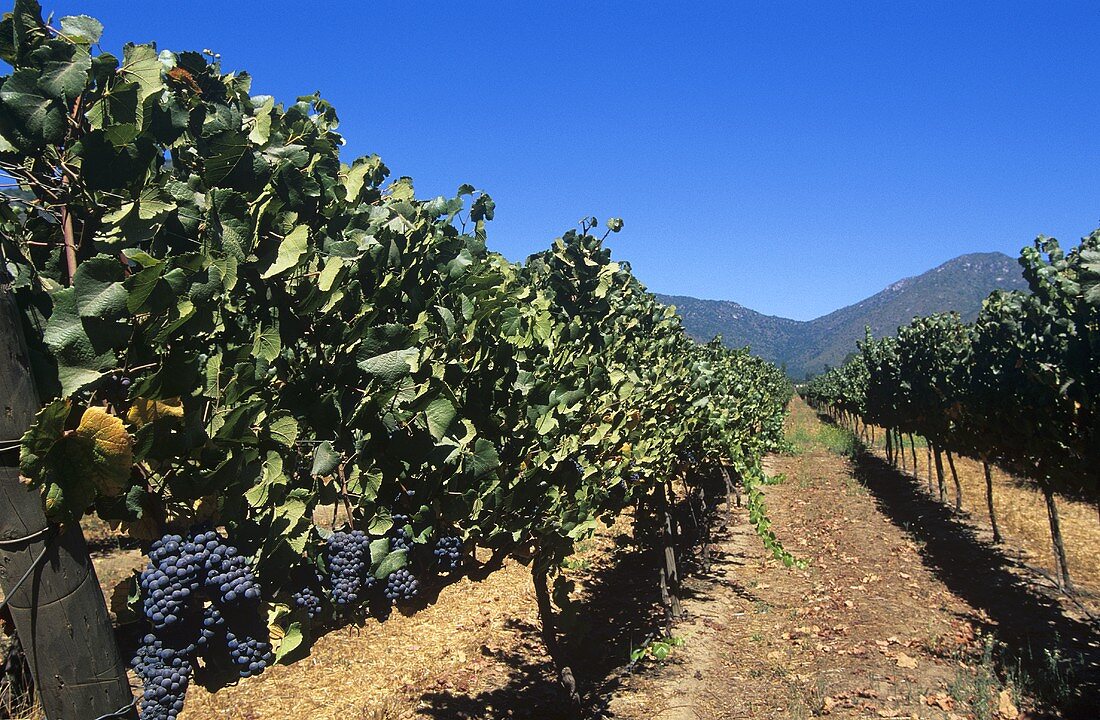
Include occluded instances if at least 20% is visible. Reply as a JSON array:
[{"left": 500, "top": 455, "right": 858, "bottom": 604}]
[{"left": 35, "top": 1, "right": 1100, "bottom": 320}]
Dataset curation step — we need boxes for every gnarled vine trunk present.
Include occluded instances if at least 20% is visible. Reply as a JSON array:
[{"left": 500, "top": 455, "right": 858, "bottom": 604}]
[
  {"left": 932, "top": 445, "right": 947, "bottom": 504},
  {"left": 532, "top": 561, "right": 580, "bottom": 706}
]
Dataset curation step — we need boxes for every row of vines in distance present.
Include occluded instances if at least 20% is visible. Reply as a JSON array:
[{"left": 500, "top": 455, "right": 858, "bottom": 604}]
[
  {"left": 802, "top": 231, "right": 1099, "bottom": 589},
  {"left": 0, "top": 2, "right": 793, "bottom": 718}
]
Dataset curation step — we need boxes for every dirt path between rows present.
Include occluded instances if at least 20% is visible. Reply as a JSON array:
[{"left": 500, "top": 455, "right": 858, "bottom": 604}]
[{"left": 607, "top": 398, "right": 1099, "bottom": 720}]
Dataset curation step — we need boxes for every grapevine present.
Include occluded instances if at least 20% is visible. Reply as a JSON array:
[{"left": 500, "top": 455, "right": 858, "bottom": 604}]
[{"left": 0, "top": 3, "right": 795, "bottom": 716}]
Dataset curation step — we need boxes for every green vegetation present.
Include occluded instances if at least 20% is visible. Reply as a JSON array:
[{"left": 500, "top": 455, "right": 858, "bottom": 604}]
[
  {"left": 0, "top": 3, "right": 794, "bottom": 717},
  {"left": 788, "top": 421, "right": 858, "bottom": 458},
  {"left": 629, "top": 635, "right": 685, "bottom": 664},
  {"left": 803, "top": 232, "right": 1100, "bottom": 590}
]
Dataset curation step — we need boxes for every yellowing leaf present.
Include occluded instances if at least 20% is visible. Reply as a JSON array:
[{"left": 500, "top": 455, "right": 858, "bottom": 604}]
[
  {"left": 44, "top": 482, "right": 65, "bottom": 515},
  {"left": 997, "top": 690, "right": 1019, "bottom": 719},
  {"left": 72, "top": 407, "right": 133, "bottom": 496},
  {"left": 126, "top": 397, "right": 185, "bottom": 427}
]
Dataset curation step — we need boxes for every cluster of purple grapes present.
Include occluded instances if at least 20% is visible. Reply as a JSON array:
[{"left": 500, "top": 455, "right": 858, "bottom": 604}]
[
  {"left": 225, "top": 627, "right": 273, "bottom": 678},
  {"left": 133, "top": 530, "right": 271, "bottom": 720},
  {"left": 389, "top": 514, "right": 412, "bottom": 552},
  {"left": 383, "top": 568, "right": 419, "bottom": 602},
  {"left": 433, "top": 535, "right": 463, "bottom": 572},
  {"left": 131, "top": 638, "right": 191, "bottom": 720},
  {"left": 291, "top": 582, "right": 324, "bottom": 619},
  {"left": 324, "top": 530, "right": 375, "bottom": 607}
]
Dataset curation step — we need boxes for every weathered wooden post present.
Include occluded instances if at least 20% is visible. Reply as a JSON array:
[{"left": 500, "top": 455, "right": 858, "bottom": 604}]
[
  {"left": 0, "top": 282, "right": 136, "bottom": 719},
  {"left": 656, "top": 480, "right": 683, "bottom": 625}
]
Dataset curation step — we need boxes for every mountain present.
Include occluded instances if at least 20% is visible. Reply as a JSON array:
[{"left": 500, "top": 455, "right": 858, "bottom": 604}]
[{"left": 657, "top": 252, "right": 1029, "bottom": 379}]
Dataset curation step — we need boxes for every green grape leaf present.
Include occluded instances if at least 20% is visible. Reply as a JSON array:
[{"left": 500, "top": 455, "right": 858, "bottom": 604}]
[
  {"left": 310, "top": 441, "right": 340, "bottom": 477},
  {"left": 268, "top": 413, "right": 298, "bottom": 447},
  {"left": 119, "top": 43, "right": 164, "bottom": 103},
  {"left": 73, "top": 255, "right": 129, "bottom": 319},
  {"left": 39, "top": 52, "right": 91, "bottom": 103},
  {"left": 357, "top": 347, "right": 418, "bottom": 385},
  {"left": 368, "top": 506, "right": 393, "bottom": 536},
  {"left": 465, "top": 438, "right": 500, "bottom": 479},
  {"left": 59, "top": 15, "right": 104, "bottom": 45},
  {"left": 252, "top": 324, "right": 281, "bottom": 362},
  {"left": 19, "top": 399, "right": 71, "bottom": 477},
  {"left": 368, "top": 538, "right": 390, "bottom": 566},
  {"left": 274, "top": 621, "right": 304, "bottom": 662},
  {"left": 0, "top": 0, "right": 48, "bottom": 66},
  {"left": 373, "top": 549, "right": 407, "bottom": 580},
  {"left": 261, "top": 224, "right": 308, "bottom": 278},
  {"left": 0, "top": 68, "right": 65, "bottom": 149},
  {"left": 42, "top": 287, "right": 117, "bottom": 395},
  {"left": 425, "top": 397, "right": 456, "bottom": 440}
]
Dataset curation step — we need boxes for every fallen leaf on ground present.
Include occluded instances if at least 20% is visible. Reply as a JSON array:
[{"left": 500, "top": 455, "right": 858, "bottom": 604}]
[
  {"left": 998, "top": 689, "right": 1019, "bottom": 719},
  {"left": 922, "top": 693, "right": 954, "bottom": 711}
]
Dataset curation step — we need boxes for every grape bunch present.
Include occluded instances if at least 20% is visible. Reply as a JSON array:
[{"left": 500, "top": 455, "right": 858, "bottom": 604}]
[
  {"left": 384, "top": 568, "right": 419, "bottom": 602},
  {"left": 205, "top": 547, "right": 262, "bottom": 603},
  {"left": 100, "top": 371, "right": 133, "bottom": 406},
  {"left": 139, "top": 534, "right": 205, "bottom": 629},
  {"left": 132, "top": 637, "right": 192, "bottom": 720},
  {"left": 324, "top": 530, "right": 373, "bottom": 607},
  {"left": 389, "top": 514, "right": 412, "bottom": 553},
  {"left": 291, "top": 583, "right": 324, "bottom": 619},
  {"left": 433, "top": 535, "right": 463, "bottom": 572},
  {"left": 226, "top": 626, "right": 273, "bottom": 678},
  {"left": 134, "top": 529, "right": 271, "bottom": 720},
  {"left": 198, "top": 605, "right": 224, "bottom": 648}
]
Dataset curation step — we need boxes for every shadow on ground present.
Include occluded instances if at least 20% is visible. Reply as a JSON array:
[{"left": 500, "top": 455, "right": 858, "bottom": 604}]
[
  {"left": 842, "top": 435, "right": 1100, "bottom": 719},
  {"left": 416, "top": 535, "right": 670, "bottom": 719}
]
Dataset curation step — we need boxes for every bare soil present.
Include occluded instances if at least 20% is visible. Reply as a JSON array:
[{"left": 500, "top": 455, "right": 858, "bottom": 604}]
[{"left": 606, "top": 398, "right": 1100, "bottom": 720}]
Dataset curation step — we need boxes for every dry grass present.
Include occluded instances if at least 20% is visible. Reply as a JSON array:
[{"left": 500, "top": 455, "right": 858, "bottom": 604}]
[{"left": 179, "top": 548, "right": 555, "bottom": 720}]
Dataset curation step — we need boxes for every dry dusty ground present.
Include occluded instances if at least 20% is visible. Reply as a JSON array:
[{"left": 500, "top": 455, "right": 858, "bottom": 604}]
[
  {"left": 854, "top": 426, "right": 1098, "bottom": 602},
  {"left": 3, "top": 397, "right": 1098, "bottom": 719},
  {"left": 606, "top": 398, "right": 1099, "bottom": 720}
]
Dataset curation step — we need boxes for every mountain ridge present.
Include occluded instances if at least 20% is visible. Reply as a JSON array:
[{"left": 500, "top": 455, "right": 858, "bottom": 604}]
[{"left": 657, "top": 251, "right": 1028, "bottom": 379}]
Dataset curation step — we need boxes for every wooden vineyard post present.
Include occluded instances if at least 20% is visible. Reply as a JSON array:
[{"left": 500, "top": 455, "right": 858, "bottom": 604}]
[
  {"left": 926, "top": 444, "right": 934, "bottom": 492},
  {"left": 932, "top": 445, "right": 948, "bottom": 504},
  {"left": 656, "top": 481, "right": 683, "bottom": 626},
  {"left": 945, "top": 450, "right": 963, "bottom": 512},
  {"left": 982, "top": 461, "right": 1002, "bottom": 544},
  {"left": 1041, "top": 484, "right": 1073, "bottom": 593},
  {"left": 0, "top": 283, "right": 136, "bottom": 720}
]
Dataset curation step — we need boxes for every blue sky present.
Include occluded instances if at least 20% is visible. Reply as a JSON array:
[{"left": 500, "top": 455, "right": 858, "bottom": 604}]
[{"left": 35, "top": 1, "right": 1100, "bottom": 320}]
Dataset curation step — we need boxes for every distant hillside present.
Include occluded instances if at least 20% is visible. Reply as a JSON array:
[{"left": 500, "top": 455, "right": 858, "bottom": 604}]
[{"left": 658, "top": 252, "right": 1028, "bottom": 379}]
